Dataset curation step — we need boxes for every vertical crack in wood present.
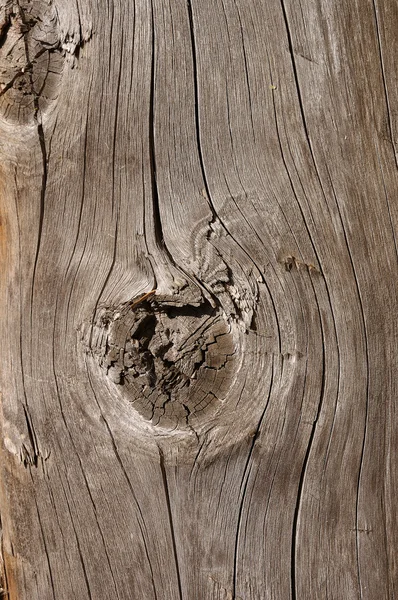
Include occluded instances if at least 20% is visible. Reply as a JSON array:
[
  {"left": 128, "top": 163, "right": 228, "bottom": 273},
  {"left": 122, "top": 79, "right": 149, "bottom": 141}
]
[
  {"left": 186, "top": 0, "right": 213, "bottom": 213},
  {"left": 86, "top": 369, "right": 159, "bottom": 600},
  {"left": 291, "top": 359, "right": 324, "bottom": 600},
  {"left": 148, "top": 0, "right": 203, "bottom": 299},
  {"left": 232, "top": 357, "right": 275, "bottom": 599},
  {"left": 21, "top": 406, "right": 39, "bottom": 468},
  {"left": 7, "top": 3, "right": 50, "bottom": 475},
  {"left": 149, "top": 0, "right": 164, "bottom": 261},
  {"left": 10, "top": 1, "right": 49, "bottom": 354},
  {"left": 28, "top": 470, "right": 56, "bottom": 600},
  {"left": 186, "top": 0, "right": 261, "bottom": 326},
  {"left": 324, "top": 169, "right": 370, "bottom": 599},
  {"left": 0, "top": 539, "right": 12, "bottom": 600},
  {"left": 158, "top": 446, "right": 183, "bottom": 600},
  {"left": 278, "top": 0, "right": 316, "bottom": 169},
  {"left": 0, "top": 522, "right": 5, "bottom": 599},
  {"left": 371, "top": 0, "right": 398, "bottom": 169}
]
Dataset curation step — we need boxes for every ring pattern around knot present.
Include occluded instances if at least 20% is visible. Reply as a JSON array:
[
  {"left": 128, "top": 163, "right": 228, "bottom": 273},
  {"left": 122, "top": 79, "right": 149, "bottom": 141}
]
[{"left": 0, "top": 1, "right": 64, "bottom": 125}]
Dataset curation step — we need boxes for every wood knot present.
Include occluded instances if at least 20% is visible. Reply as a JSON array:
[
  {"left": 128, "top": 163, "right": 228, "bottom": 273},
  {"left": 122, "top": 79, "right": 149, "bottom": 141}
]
[
  {"left": 0, "top": 1, "right": 63, "bottom": 124},
  {"left": 88, "top": 294, "right": 238, "bottom": 432}
]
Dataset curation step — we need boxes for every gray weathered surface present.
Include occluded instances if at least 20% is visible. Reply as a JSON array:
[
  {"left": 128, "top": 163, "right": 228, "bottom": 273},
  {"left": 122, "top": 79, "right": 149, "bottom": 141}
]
[{"left": 0, "top": 0, "right": 397, "bottom": 598}]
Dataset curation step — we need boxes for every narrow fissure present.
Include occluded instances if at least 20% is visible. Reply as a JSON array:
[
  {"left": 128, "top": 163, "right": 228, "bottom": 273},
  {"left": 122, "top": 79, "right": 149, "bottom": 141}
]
[
  {"left": 149, "top": 0, "right": 167, "bottom": 254},
  {"left": 15, "top": 2, "right": 50, "bottom": 349},
  {"left": 291, "top": 337, "right": 326, "bottom": 600},
  {"left": 0, "top": 11, "right": 12, "bottom": 47},
  {"left": 324, "top": 167, "right": 369, "bottom": 600},
  {"left": 158, "top": 447, "right": 183, "bottom": 600},
  {"left": 231, "top": 0, "right": 255, "bottom": 139},
  {"left": 0, "top": 530, "right": 9, "bottom": 599},
  {"left": 270, "top": 84, "right": 329, "bottom": 596},
  {"left": 232, "top": 358, "right": 275, "bottom": 599},
  {"left": 111, "top": 27, "right": 124, "bottom": 216},
  {"left": 148, "top": 0, "right": 203, "bottom": 299},
  {"left": 28, "top": 471, "right": 57, "bottom": 600},
  {"left": 371, "top": 0, "right": 398, "bottom": 169},
  {"left": 278, "top": 0, "right": 316, "bottom": 169},
  {"left": 22, "top": 405, "right": 39, "bottom": 467},
  {"left": 86, "top": 369, "right": 159, "bottom": 600},
  {"left": 53, "top": 463, "right": 94, "bottom": 600},
  {"left": 186, "top": 0, "right": 213, "bottom": 208}
]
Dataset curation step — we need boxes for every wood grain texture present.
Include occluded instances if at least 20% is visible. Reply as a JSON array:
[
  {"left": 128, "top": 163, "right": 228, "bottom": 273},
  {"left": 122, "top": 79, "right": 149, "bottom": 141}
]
[{"left": 0, "top": 0, "right": 397, "bottom": 598}]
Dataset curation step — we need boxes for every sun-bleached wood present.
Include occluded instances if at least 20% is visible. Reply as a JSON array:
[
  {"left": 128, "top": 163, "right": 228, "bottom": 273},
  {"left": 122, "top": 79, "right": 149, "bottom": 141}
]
[{"left": 0, "top": 0, "right": 397, "bottom": 598}]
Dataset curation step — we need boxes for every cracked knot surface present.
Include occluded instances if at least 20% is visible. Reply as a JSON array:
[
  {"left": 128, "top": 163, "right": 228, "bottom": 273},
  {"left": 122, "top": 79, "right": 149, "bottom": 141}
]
[{"left": 90, "top": 297, "right": 238, "bottom": 431}]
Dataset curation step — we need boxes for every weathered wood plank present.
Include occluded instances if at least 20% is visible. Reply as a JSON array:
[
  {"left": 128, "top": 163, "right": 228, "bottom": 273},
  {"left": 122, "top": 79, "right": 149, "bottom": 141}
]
[{"left": 0, "top": 0, "right": 397, "bottom": 598}]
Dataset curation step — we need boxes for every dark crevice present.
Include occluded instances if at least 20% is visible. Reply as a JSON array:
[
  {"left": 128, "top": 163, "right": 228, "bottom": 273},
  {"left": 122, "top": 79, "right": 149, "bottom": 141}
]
[
  {"left": 323, "top": 164, "right": 369, "bottom": 600},
  {"left": 186, "top": 0, "right": 212, "bottom": 207},
  {"left": 319, "top": 169, "right": 344, "bottom": 471},
  {"left": 278, "top": 0, "right": 351, "bottom": 297},
  {"left": 275, "top": 33, "right": 342, "bottom": 488},
  {"left": 186, "top": 0, "right": 231, "bottom": 306},
  {"left": 149, "top": 0, "right": 202, "bottom": 299},
  {"left": 187, "top": 0, "right": 269, "bottom": 328},
  {"left": 22, "top": 405, "right": 39, "bottom": 467},
  {"left": 63, "top": 71, "right": 92, "bottom": 332},
  {"left": 53, "top": 462, "right": 94, "bottom": 600},
  {"left": 224, "top": 82, "right": 235, "bottom": 155},
  {"left": 86, "top": 369, "right": 159, "bottom": 600},
  {"left": 187, "top": 0, "right": 255, "bottom": 286},
  {"left": 279, "top": 0, "right": 317, "bottom": 170},
  {"left": 231, "top": 0, "right": 255, "bottom": 139},
  {"left": 111, "top": 27, "right": 124, "bottom": 216},
  {"left": 269, "top": 62, "right": 329, "bottom": 597},
  {"left": 149, "top": 0, "right": 168, "bottom": 255},
  {"left": 28, "top": 470, "right": 56, "bottom": 600},
  {"left": 158, "top": 446, "right": 183, "bottom": 600},
  {"left": 51, "top": 311, "right": 121, "bottom": 600},
  {"left": 0, "top": 535, "right": 9, "bottom": 599},
  {"left": 88, "top": 222, "right": 119, "bottom": 349},
  {"left": 371, "top": 0, "right": 398, "bottom": 169},
  {"left": 291, "top": 346, "right": 325, "bottom": 599},
  {"left": 374, "top": 144, "right": 398, "bottom": 266},
  {"left": 89, "top": 16, "right": 124, "bottom": 339},
  {"left": 269, "top": 59, "right": 315, "bottom": 266},
  {"left": 270, "top": 13, "right": 343, "bottom": 595},
  {"left": 0, "top": 12, "right": 12, "bottom": 47},
  {"left": 17, "top": 0, "right": 50, "bottom": 347},
  {"left": 160, "top": 303, "right": 214, "bottom": 319},
  {"left": 232, "top": 357, "right": 275, "bottom": 599},
  {"left": 107, "top": 0, "right": 115, "bottom": 78}
]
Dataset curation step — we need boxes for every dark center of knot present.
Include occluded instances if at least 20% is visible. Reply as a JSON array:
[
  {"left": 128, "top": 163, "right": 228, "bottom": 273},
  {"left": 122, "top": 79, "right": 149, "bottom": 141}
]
[{"left": 89, "top": 295, "right": 238, "bottom": 431}]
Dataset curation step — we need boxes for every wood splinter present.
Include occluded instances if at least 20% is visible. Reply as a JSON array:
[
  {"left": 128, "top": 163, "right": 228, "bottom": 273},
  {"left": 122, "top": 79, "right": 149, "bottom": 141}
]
[{"left": 129, "top": 289, "right": 157, "bottom": 310}]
